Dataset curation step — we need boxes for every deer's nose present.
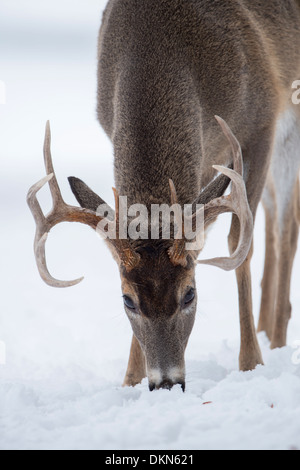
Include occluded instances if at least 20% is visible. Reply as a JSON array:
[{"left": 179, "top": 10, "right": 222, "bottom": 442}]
[{"left": 149, "top": 379, "right": 185, "bottom": 392}]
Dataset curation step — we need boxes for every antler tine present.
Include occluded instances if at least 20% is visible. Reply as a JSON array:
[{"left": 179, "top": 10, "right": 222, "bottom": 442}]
[
  {"left": 43, "top": 121, "right": 65, "bottom": 208},
  {"left": 168, "top": 179, "right": 187, "bottom": 267},
  {"left": 169, "top": 179, "right": 178, "bottom": 206},
  {"left": 112, "top": 187, "right": 120, "bottom": 239},
  {"left": 112, "top": 187, "right": 141, "bottom": 270},
  {"left": 27, "top": 173, "right": 54, "bottom": 229},
  {"left": 36, "top": 234, "right": 84, "bottom": 288},
  {"left": 214, "top": 115, "right": 243, "bottom": 177},
  {"left": 169, "top": 179, "right": 183, "bottom": 236}
]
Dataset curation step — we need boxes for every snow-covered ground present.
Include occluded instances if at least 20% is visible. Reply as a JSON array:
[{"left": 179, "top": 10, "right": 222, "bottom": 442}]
[{"left": 1, "top": 0, "right": 300, "bottom": 451}]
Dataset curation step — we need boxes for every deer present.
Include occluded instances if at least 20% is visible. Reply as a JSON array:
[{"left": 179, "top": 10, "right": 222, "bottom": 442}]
[{"left": 27, "top": 0, "right": 300, "bottom": 391}]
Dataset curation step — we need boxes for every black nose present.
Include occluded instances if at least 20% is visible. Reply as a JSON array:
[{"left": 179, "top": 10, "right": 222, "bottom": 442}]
[{"left": 149, "top": 380, "right": 185, "bottom": 392}]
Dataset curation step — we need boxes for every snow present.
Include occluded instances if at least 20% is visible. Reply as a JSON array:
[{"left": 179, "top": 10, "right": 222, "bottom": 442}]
[{"left": 1, "top": 0, "right": 300, "bottom": 451}]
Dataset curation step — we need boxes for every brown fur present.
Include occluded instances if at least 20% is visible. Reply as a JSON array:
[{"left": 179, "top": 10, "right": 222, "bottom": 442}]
[{"left": 97, "top": 0, "right": 300, "bottom": 206}]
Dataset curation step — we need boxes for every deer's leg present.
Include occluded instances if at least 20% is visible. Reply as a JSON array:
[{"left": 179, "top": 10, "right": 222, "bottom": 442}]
[
  {"left": 123, "top": 335, "right": 146, "bottom": 387},
  {"left": 265, "top": 109, "right": 300, "bottom": 349},
  {"left": 265, "top": 108, "right": 300, "bottom": 348},
  {"left": 229, "top": 218, "right": 264, "bottom": 371},
  {"left": 228, "top": 129, "right": 276, "bottom": 371},
  {"left": 271, "top": 181, "right": 299, "bottom": 349},
  {"left": 258, "top": 180, "right": 279, "bottom": 340}
]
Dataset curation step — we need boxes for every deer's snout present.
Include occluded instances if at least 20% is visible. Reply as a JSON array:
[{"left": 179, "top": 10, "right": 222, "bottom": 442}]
[
  {"left": 149, "top": 379, "right": 186, "bottom": 392},
  {"left": 147, "top": 368, "right": 185, "bottom": 392}
]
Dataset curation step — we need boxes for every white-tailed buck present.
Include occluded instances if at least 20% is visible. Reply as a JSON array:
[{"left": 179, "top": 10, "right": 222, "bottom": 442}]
[{"left": 28, "top": 0, "right": 300, "bottom": 391}]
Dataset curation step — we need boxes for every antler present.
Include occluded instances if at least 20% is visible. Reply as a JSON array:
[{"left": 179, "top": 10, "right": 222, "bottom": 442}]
[
  {"left": 197, "top": 116, "right": 253, "bottom": 271},
  {"left": 168, "top": 180, "right": 188, "bottom": 267},
  {"left": 169, "top": 116, "right": 254, "bottom": 272},
  {"left": 27, "top": 122, "right": 107, "bottom": 287},
  {"left": 112, "top": 187, "right": 141, "bottom": 270},
  {"left": 27, "top": 122, "right": 140, "bottom": 288}
]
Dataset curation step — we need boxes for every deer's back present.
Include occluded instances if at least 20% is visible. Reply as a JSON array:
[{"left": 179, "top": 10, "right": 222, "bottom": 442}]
[{"left": 97, "top": 0, "right": 300, "bottom": 205}]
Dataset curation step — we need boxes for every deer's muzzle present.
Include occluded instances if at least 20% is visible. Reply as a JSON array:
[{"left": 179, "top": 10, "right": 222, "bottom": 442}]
[{"left": 147, "top": 366, "right": 186, "bottom": 392}]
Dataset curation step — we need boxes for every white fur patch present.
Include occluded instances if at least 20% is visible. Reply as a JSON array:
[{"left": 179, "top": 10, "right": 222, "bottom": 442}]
[
  {"left": 266, "top": 107, "right": 300, "bottom": 231},
  {"left": 168, "top": 366, "right": 185, "bottom": 383},
  {"left": 147, "top": 368, "right": 163, "bottom": 386},
  {"left": 147, "top": 366, "right": 185, "bottom": 386}
]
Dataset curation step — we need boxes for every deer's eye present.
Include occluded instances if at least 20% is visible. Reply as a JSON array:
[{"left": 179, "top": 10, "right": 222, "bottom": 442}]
[
  {"left": 184, "top": 288, "right": 195, "bottom": 306},
  {"left": 123, "top": 295, "right": 136, "bottom": 310}
]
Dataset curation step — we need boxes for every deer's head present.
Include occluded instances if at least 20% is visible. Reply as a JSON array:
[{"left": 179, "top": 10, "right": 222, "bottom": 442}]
[{"left": 27, "top": 117, "right": 253, "bottom": 391}]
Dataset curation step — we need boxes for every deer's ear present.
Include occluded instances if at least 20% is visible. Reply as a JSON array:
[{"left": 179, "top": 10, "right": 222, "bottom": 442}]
[
  {"left": 193, "top": 163, "right": 233, "bottom": 208},
  {"left": 68, "top": 177, "right": 107, "bottom": 211}
]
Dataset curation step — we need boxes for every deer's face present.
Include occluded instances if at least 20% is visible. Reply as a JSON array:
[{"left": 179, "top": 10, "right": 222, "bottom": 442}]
[{"left": 120, "top": 246, "right": 197, "bottom": 391}]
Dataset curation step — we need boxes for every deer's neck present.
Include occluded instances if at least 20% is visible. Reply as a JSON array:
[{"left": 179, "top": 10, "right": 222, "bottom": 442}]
[{"left": 112, "top": 67, "right": 217, "bottom": 208}]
